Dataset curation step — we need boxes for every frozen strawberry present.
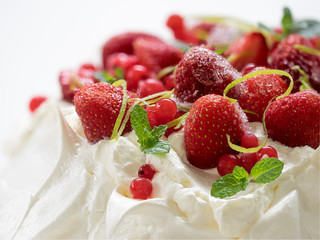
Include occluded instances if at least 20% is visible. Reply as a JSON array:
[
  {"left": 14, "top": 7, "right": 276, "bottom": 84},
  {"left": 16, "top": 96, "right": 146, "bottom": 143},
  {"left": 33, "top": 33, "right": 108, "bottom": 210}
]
[
  {"left": 74, "top": 83, "right": 135, "bottom": 143},
  {"left": 265, "top": 90, "right": 320, "bottom": 149},
  {"left": 238, "top": 67, "right": 288, "bottom": 122},
  {"left": 133, "top": 38, "right": 183, "bottom": 74},
  {"left": 270, "top": 34, "right": 320, "bottom": 92},
  {"left": 184, "top": 94, "right": 249, "bottom": 169},
  {"left": 102, "top": 32, "right": 159, "bottom": 69},
  {"left": 174, "top": 46, "right": 242, "bottom": 103},
  {"left": 225, "top": 32, "right": 269, "bottom": 71}
]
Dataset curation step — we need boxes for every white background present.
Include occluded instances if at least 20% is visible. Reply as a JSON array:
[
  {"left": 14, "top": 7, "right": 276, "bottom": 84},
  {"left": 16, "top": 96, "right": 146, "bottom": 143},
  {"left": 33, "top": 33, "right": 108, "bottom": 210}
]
[{"left": 0, "top": 0, "right": 319, "bottom": 162}]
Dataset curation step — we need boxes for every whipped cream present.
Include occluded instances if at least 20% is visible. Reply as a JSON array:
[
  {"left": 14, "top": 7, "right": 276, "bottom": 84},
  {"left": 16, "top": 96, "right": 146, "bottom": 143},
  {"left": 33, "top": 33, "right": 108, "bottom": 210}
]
[{"left": 0, "top": 100, "right": 319, "bottom": 239}]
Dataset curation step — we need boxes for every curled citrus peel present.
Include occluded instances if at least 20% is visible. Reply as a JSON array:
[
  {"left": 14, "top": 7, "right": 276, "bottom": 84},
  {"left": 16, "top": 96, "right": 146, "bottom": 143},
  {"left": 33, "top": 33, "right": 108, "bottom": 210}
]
[
  {"left": 293, "top": 44, "right": 320, "bottom": 56},
  {"left": 224, "top": 69, "right": 294, "bottom": 153},
  {"left": 290, "top": 65, "right": 315, "bottom": 91},
  {"left": 110, "top": 80, "right": 128, "bottom": 141},
  {"left": 166, "top": 112, "right": 189, "bottom": 129},
  {"left": 156, "top": 65, "right": 177, "bottom": 80}
]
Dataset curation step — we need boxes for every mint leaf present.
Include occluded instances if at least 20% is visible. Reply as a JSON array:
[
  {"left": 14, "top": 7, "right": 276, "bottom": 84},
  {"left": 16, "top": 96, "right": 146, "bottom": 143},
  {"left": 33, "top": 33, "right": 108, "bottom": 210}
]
[
  {"left": 233, "top": 166, "right": 249, "bottom": 180},
  {"left": 250, "top": 158, "right": 284, "bottom": 184},
  {"left": 130, "top": 105, "right": 171, "bottom": 154},
  {"left": 94, "top": 71, "right": 118, "bottom": 84},
  {"left": 282, "top": 7, "right": 294, "bottom": 37},
  {"left": 211, "top": 173, "right": 249, "bottom": 199}
]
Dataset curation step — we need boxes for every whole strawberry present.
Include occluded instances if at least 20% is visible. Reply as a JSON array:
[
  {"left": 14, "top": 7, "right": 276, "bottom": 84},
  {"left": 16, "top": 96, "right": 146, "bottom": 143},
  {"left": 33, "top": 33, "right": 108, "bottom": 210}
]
[
  {"left": 238, "top": 67, "right": 288, "bottom": 122},
  {"left": 225, "top": 32, "right": 269, "bottom": 71},
  {"left": 270, "top": 34, "right": 320, "bottom": 92},
  {"left": 184, "top": 94, "right": 249, "bottom": 169},
  {"left": 174, "top": 46, "right": 242, "bottom": 103},
  {"left": 102, "top": 32, "right": 159, "bottom": 69},
  {"left": 133, "top": 38, "right": 183, "bottom": 74},
  {"left": 265, "top": 90, "right": 320, "bottom": 149},
  {"left": 74, "top": 83, "right": 135, "bottom": 143}
]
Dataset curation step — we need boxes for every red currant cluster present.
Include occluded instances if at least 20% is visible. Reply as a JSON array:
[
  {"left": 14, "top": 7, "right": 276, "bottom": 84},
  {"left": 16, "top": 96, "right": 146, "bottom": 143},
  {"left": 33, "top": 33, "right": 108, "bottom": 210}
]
[
  {"left": 106, "top": 52, "right": 173, "bottom": 97},
  {"left": 59, "top": 63, "right": 100, "bottom": 103},
  {"left": 217, "top": 133, "right": 278, "bottom": 176},
  {"left": 130, "top": 164, "right": 157, "bottom": 200},
  {"left": 145, "top": 98, "right": 186, "bottom": 137}
]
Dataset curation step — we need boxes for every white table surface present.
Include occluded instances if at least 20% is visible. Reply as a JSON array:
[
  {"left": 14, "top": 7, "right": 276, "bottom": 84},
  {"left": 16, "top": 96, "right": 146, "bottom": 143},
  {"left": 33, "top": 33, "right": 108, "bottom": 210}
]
[{"left": 0, "top": 0, "right": 319, "bottom": 164}]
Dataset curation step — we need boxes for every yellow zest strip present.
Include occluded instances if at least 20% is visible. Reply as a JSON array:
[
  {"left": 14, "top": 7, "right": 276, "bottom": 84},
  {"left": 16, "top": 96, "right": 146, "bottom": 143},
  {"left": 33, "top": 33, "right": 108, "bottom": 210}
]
[
  {"left": 291, "top": 65, "right": 314, "bottom": 91},
  {"left": 141, "top": 89, "right": 175, "bottom": 105},
  {"left": 293, "top": 44, "right": 320, "bottom": 56},
  {"left": 223, "top": 69, "right": 294, "bottom": 103},
  {"left": 156, "top": 65, "right": 177, "bottom": 80},
  {"left": 243, "top": 109, "right": 259, "bottom": 117},
  {"left": 110, "top": 80, "right": 128, "bottom": 141},
  {"left": 166, "top": 112, "right": 189, "bottom": 129}
]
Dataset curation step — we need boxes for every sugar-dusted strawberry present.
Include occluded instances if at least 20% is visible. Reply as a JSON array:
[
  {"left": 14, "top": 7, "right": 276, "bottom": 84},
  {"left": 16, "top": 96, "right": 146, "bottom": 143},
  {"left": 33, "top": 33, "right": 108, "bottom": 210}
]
[
  {"left": 74, "top": 83, "right": 135, "bottom": 143},
  {"left": 184, "top": 94, "right": 249, "bottom": 169},
  {"left": 174, "top": 46, "right": 242, "bottom": 103},
  {"left": 238, "top": 67, "right": 288, "bottom": 122},
  {"left": 133, "top": 38, "right": 183, "bottom": 74},
  {"left": 102, "top": 32, "right": 159, "bottom": 69},
  {"left": 270, "top": 34, "right": 320, "bottom": 92},
  {"left": 265, "top": 89, "right": 320, "bottom": 149},
  {"left": 225, "top": 32, "right": 269, "bottom": 71}
]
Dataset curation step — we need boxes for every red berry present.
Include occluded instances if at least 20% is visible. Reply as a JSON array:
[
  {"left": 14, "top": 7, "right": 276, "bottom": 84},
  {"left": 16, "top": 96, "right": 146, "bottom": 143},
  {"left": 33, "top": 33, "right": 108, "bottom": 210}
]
[
  {"left": 137, "top": 79, "right": 165, "bottom": 98},
  {"left": 125, "top": 64, "right": 150, "bottom": 92},
  {"left": 164, "top": 109, "right": 186, "bottom": 137},
  {"left": 78, "top": 63, "right": 98, "bottom": 80},
  {"left": 217, "top": 154, "right": 241, "bottom": 176},
  {"left": 184, "top": 94, "right": 249, "bottom": 169},
  {"left": 155, "top": 98, "right": 177, "bottom": 124},
  {"left": 130, "top": 177, "right": 153, "bottom": 200},
  {"left": 257, "top": 146, "right": 278, "bottom": 159},
  {"left": 265, "top": 90, "right": 320, "bottom": 149},
  {"left": 146, "top": 105, "right": 158, "bottom": 128},
  {"left": 162, "top": 74, "right": 176, "bottom": 90},
  {"left": 74, "top": 83, "right": 135, "bottom": 143},
  {"left": 106, "top": 53, "right": 139, "bottom": 76},
  {"left": 174, "top": 46, "right": 242, "bottom": 103},
  {"left": 29, "top": 96, "right": 47, "bottom": 113},
  {"left": 240, "top": 152, "right": 259, "bottom": 173},
  {"left": 138, "top": 164, "right": 157, "bottom": 180},
  {"left": 240, "top": 133, "right": 259, "bottom": 148}
]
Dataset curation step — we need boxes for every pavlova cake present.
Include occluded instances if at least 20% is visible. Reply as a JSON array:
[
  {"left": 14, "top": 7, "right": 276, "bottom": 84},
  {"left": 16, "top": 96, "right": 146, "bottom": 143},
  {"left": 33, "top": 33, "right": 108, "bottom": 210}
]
[{"left": 0, "top": 8, "right": 319, "bottom": 239}]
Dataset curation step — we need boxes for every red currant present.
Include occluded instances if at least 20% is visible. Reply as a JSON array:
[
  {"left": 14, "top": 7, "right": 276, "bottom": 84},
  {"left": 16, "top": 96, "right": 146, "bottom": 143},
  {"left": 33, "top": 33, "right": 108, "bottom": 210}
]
[
  {"left": 146, "top": 105, "right": 158, "bottom": 128},
  {"left": 164, "top": 109, "right": 186, "bottom": 137},
  {"left": 29, "top": 96, "right": 47, "bottom": 113},
  {"left": 240, "top": 133, "right": 259, "bottom": 148},
  {"left": 137, "top": 78, "right": 165, "bottom": 98},
  {"left": 106, "top": 53, "right": 139, "bottom": 73},
  {"left": 126, "top": 64, "right": 150, "bottom": 92},
  {"left": 138, "top": 164, "right": 157, "bottom": 180},
  {"left": 130, "top": 177, "right": 153, "bottom": 200},
  {"left": 162, "top": 74, "right": 175, "bottom": 90},
  {"left": 240, "top": 152, "right": 259, "bottom": 173},
  {"left": 155, "top": 98, "right": 177, "bottom": 124},
  {"left": 217, "top": 154, "right": 242, "bottom": 176},
  {"left": 257, "top": 146, "right": 278, "bottom": 159}
]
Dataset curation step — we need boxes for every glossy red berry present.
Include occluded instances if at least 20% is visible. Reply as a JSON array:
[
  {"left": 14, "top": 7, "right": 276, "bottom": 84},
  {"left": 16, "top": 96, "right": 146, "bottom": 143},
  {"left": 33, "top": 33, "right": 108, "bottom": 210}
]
[
  {"left": 240, "top": 133, "right": 259, "bottom": 148},
  {"left": 138, "top": 164, "right": 157, "bottom": 180},
  {"left": 162, "top": 74, "right": 176, "bottom": 90},
  {"left": 130, "top": 177, "right": 153, "bottom": 200},
  {"left": 155, "top": 98, "right": 177, "bottom": 124},
  {"left": 137, "top": 78, "right": 165, "bottom": 98},
  {"left": 217, "top": 154, "right": 242, "bottom": 176},
  {"left": 146, "top": 105, "right": 158, "bottom": 128},
  {"left": 126, "top": 64, "right": 150, "bottom": 91},
  {"left": 240, "top": 152, "right": 259, "bottom": 173},
  {"left": 257, "top": 146, "right": 278, "bottom": 159},
  {"left": 29, "top": 96, "right": 47, "bottom": 113}
]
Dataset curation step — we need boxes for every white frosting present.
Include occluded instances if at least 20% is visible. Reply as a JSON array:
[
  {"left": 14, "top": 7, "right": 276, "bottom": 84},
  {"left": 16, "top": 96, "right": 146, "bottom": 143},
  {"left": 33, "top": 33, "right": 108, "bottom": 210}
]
[{"left": 0, "top": 101, "right": 319, "bottom": 239}]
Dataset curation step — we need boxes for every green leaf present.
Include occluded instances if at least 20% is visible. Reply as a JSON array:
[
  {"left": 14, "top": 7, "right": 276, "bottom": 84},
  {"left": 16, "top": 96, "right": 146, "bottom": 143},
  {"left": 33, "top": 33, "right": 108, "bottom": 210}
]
[
  {"left": 94, "top": 71, "right": 118, "bottom": 84},
  {"left": 282, "top": 7, "right": 294, "bottom": 37},
  {"left": 211, "top": 174, "right": 249, "bottom": 199},
  {"left": 251, "top": 158, "right": 284, "bottom": 184},
  {"left": 114, "top": 67, "right": 124, "bottom": 79},
  {"left": 233, "top": 166, "right": 249, "bottom": 180},
  {"left": 130, "top": 105, "right": 171, "bottom": 154}
]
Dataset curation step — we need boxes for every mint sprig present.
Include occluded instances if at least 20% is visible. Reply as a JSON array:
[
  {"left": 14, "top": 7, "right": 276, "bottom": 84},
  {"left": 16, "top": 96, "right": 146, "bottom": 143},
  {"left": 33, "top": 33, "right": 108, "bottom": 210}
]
[
  {"left": 211, "top": 158, "right": 284, "bottom": 199},
  {"left": 130, "top": 105, "right": 171, "bottom": 154}
]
